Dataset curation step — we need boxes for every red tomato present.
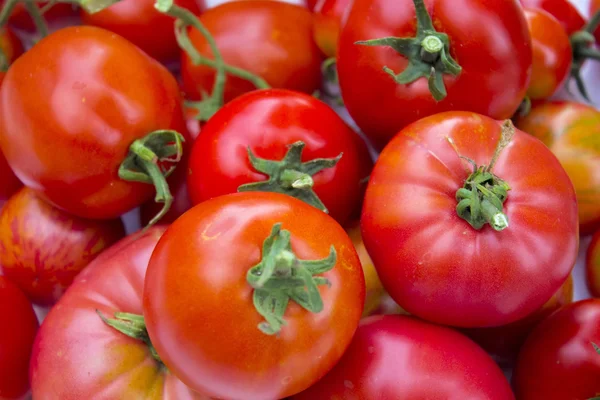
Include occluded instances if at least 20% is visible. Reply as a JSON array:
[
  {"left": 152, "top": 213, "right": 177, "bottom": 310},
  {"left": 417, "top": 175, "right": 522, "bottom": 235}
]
[
  {"left": 361, "top": 112, "right": 578, "bottom": 328},
  {"left": 587, "top": 230, "right": 600, "bottom": 297},
  {"left": 513, "top": 299, "right": 600, "bottom": 399},
  {"left": 2, "top": 2, "right": 77, "bottom": 32},
  {"left": 29, "top": 227, "right": 208, "bottom": 399},
  {"left": 337, "top": 0, "right": 532, "bottom": 148},
  {"left": 521, "top": 0, "right": 585, "bottom": 34},
  {"left": 516, "top": 101, "right": 600, "bottom": 234},
  {"left": 464, "top": 275, "right": 573, "bottom": 364},
  {"left": 0, "top": 26, "right": 190, "bottom": 220},
  {"left": 592, "top": 0, "right": 600, "bottom": 42},
  {"left": 524, "top": 8, "right": 572, "bottom": 100},
  {"left": 0, "top": 151, "right": 20, "bottom": 207},
  {"left": 144, "top": 192, "right": 365, "bottom": 399},
  {"left": 187, "top": 89, "right": 370, "bottom": 225},
  {"left": 313, "top": 0, "right": 352, "bottom": 58},
  {"left": 0, "top": 276, "right": 38, "bottom": 400},
  {"left": 0, "top": 188, "right": 125, "bottom": 305},
  {"left": 181, "top": 1, "right": 322, "bottom": 103},
  {"left": 81, "top": 0, "right": 202, "bottom": 63},
  {"left": 293, "top": 315, "right": 514, "bottom": 400},
  {"left": 304, "top": 0, "right": 319, "bottom": 10}
]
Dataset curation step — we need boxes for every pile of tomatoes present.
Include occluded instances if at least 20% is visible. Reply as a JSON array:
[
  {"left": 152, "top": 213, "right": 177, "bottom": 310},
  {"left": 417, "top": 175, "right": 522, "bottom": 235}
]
[{"left": 0, "top": 0, "right": 600, "bottom": 399}]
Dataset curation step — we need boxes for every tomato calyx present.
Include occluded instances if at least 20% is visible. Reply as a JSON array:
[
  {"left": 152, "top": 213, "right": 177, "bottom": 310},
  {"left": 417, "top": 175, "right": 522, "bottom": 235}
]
[
  {"left": 96, "top": 310, "right": 163, "bottom": 366},
  {"left": 454, "top": 120, "right": 514, "bottom": 231},
  {"left": 247, "top": 223, "right": 337, "bottom": 335},
  {"left": 570, "top": 10, "right": 600, "bottom": 101},
  {"left": 119, "top": 130, "right": 184, "bottom": 227},
  {"left": 238, "top": 141, "right": 342, "bottom": 213},
  {"left": 354, "top": 0, "right": 462, "bottom": 101}
]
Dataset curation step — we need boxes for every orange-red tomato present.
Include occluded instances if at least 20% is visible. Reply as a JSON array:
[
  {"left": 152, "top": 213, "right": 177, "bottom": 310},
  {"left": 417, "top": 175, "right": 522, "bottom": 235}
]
[
  {"left": 81, "top": 0, "right": 202, "bottom": 62},
  {"left": 516, "top": 101, "right": 600, "bottom": 234},
  {"left": 0, "top": 188, "right": 125, "bottom": 305},
  {"left": 144, "top": 192, "right": 365, "bottom": 399},
  {"left": 587, "top": 230, "right": 600, "bottom": 297},
  {"left": 312, "top": 0, "right": 351, "bottom": 58},
  {"left": 524, "top": 8, "right": 572, "bottom": 100},
  {"left": 181, "top": 0, "right": 322, "bottom": 103},
  {"left": 521, "top": 0, "right": 586, "bottom": 35}
]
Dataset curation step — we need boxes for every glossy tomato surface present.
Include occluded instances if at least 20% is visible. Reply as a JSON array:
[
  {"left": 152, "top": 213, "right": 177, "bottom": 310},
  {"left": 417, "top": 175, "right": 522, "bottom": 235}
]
[
  {"left": 521, "top": 0, "right": 586, "bottom": 34},
  {"left": 81, "top": 0, "right": 202, "bottom": 62},
  {"left": 313, "top": 0, "right": 352, "bottom": 57},
  {"left": 187, "top": 89, "right": 370, "bottom": 225},
  {"left": 181, "top": 1, "right": 322, "bottom": 103},
  {"left": 525, "top": 8, "right": 572, "bottom": 100},
  {"left": 362, "top": 111, "right": 578, "bottom": 328},
  {"left": 0, "top": 188, "right": 125, "bottom": 305},
  {"left": 513, "top": 299, "right": 600, "bottom": 399},
  {"left": 0, "top": 276, "right": 38, "bottom": 400},
  {"left": 30, "top": 227, "right": 208, "bottom": 399},
  {"left": 144, "top": 192, "right": 365, "bottom": 400},
  {"left": 337, "top": 0, "right": 532, "bottom": 148},
  {"left": 293, "top": 315, "right": 514, "bottom": 400},
  {"left": 516, "top": 101, "right": 600, "bottom": 234},
  {"left": 0, "top": 26, "right": 189, "bottom": 220},
  {"left": 587, "top": 230, "right": 600, "bottom": 297}
]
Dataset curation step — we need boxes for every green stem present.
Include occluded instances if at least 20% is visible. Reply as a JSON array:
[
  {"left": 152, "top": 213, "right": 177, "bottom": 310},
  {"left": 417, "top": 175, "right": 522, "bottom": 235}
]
[
  {"left": 247, "top": 223, "right": 337, "bottom": 335},
  {"left": 22, "top": 0, "right": 48, "bottom": 36},
  {"left": 0, "top": 0, "right": 20, "bottom": 30}
]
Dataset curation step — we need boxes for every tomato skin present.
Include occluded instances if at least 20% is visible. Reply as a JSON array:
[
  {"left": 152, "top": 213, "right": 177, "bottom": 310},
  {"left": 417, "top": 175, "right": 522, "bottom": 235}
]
[
  {"left": 520, "top": 0, "right": 585, "bottom": 35},
  {"left": 0, "top": 276, "right": 38, "bottom": 400},
  {"left": 29, "top": 227, "right": 208, "bottom": 400},
  {"left": 524, "top": 8, "right": 572, "bottom": 100},
  {"left": 591, "top": 0, "right": 600, "bottom": 43},
  {"left": 293, "top": 315, "right": 514, "bottom": 400},
  {"left": 0, "top": 188, "right": 125, "bottom": 305},
  {"left": 337, "top": 0, "right": 532, "bottom": 149},
  {"left": 81, "top": 0, "right": 201, "bottom": 63},
  {"left": 513, "top": 299, "right": 600, "bottom": 399},
  {"left": 516, "top": 101, "right": 600, "bottom": 234},
  {"left": 0, "top": 26, "right": 189, "bottom": 220},
  {"left": 0, "top": 151, "right": 21, "bottom": 207},
  {"left": 464, "top": 275, "right": 573, "bottom": 364},
  {"left": 181, "top": 1, "right": 322, "bottom": 103},
  {"left": 144, "top": 192, "right": 365, "bottom": 400},
  {"left": 312, "top": 0, "right": 352, "bottom": 58},
  {"left": 361, "top": 111, "right": 578, "bottom": 328},
  {"left": 587, "top": 230, "right": 600, "bottom": 297},
  {"left": 187, "top": 89, "right": 368, "bottom": 225}
]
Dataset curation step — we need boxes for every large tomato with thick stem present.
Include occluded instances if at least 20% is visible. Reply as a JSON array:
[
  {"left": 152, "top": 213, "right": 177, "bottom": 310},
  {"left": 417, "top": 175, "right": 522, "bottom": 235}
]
[
  {"left": 513, "top": 299, "right": 600, "bottom": 399},
  {"left": 337, "top": 0, "right": 532, "bottom": 148},
  {"left": 516, "top": 101, "right": 600, "bottom": 234},
  {"left": 587, "top": 230, "right": 600, "bottom": 297},
  {"left": 362, "top": 111, "right": 578, "bottom": 328},
  {"left": 521, "top": 0, "right": 585, "bottom": 35},
  {"left": 144, "top": 192, "right": 365, "bottom": 400},
  {"left": 293, "top": 315, "right": 514, "bottom": 400},
  {"left": 181, "top": 1, "right": 322, "bottom": 103},
  {"left": 0, "top": 187, "right": 125, "bottom": 306},
  {"left": 0, "top": 26, "right": 190, "bottom": 221},
  {"left": 81, "top": 0, "right": 202, "bottom": 63},
  {"left": 0, "top": 276, "right": 38, "bottom": 400},
  {"left": 524, "top": 8, "right": 572, "bottom": 100},
  {"left": 187, "top": 89, "right": 370, "bottom": 225},
  {"left": 30, "top": 227, "right": 208, "bottom": 399}
]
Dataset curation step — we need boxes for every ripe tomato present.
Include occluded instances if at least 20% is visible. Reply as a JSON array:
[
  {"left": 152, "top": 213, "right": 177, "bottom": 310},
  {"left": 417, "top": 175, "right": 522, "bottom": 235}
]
[
  {"left": 337, "top": 0, "right": 532, "bottom": 148},
  {"left": 293, "top": 315, "right": 514, "bottom": 400},
  {"left": 346, "top": 220, "right": 385, "bottom": 316},
  {"left": 521, "top": 0, "right": 585, "bottom": 35},
  {"left": 0, "top": 187, "right": 125, "bottom": 305},
  {"left": 592, "top": 0, "right": 600, "bottom": 42},
  {"left": 30, "top": 227, "right": 208, "bottom": 399},
  {"left": 524, "top": 8, "right": 572, "bottom": 100},
  {"left": 313, "top": 0, "right": 352, "bottom": 58},
  {"left": 0, "top": 151, "right": 20, "bottom": 207},
  {"left": 0, "top": 276, "right": 38, "bottom": 400},
  {"left": 464, "top": 275, "right": 573, "bottom": 364},
  {"left": 187, "top": 89, "right": 370, "bottom": 225},
  {"left": 516, "top": 101, "right": 600, "bottom": 234},
  {"left": 181, "top": 1, "right": 322, "bottom": 103},
  {"left": 587, "top": 230, "right": 600, "bottom": 297},
  {"left": 362, "top": 112, "right": 578, "bottom": 328},
  {"left": 0, "top": 26, "right": 190, "bottom": 221},
  {"left": 2, "top": 1, "right": 77, "bottom": 32},
  {"left": 81, "top": 0, "right": 202, "bottom": 63},
  {"left": 513, "top": 299, "right": 600, "bottom": 399},
  {"left": 144, "top": 192, "right": 365, "bottom": 399}
]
